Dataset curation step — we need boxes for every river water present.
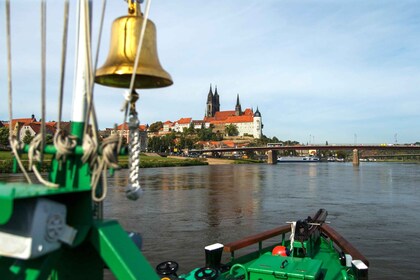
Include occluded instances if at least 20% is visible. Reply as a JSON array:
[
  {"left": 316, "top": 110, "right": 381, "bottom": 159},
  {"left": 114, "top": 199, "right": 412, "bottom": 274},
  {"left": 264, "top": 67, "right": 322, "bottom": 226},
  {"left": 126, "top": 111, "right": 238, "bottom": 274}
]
[{"left": 1, "top": 162, "right": 420, "bottom": 279}]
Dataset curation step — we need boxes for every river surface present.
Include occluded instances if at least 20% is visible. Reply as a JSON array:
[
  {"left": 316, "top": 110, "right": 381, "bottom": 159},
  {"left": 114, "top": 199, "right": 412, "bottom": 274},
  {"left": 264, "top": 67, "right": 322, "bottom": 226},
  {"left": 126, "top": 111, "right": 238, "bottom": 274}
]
[{"left": 2, "top": 162, "right": 420, "bottom": 279}]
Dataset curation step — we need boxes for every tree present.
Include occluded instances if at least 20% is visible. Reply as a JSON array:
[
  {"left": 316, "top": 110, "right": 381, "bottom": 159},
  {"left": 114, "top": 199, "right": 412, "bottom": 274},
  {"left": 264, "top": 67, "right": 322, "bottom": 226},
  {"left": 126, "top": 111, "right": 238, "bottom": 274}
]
[
  {"left": 46, "top": 134, "right": 53, "bottom": 145},
  {"left": 0, "top": 127, "right": 9, "bottom": 147},
  {"left": 198, "top": 127, "right": 214, "bottom": 141},
  {"left": 187, "top": 123, "right": 195, "bottom": 135},
  {"left": 225, "top": 124, "right": 239, "bottom": 136},
  {"left": 22, "top": 130, "right": 34, "bottom": 144},
  {"left": 148, "top": 121, "right": 163, "bottom": 133}
]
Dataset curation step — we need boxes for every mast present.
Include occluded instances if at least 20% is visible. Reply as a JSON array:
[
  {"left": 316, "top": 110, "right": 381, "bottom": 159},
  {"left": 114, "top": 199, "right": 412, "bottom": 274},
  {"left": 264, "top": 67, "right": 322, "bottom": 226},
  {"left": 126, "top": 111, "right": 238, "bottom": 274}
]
[{"left": 71, "top": 0, "right": 91, "bottom": 140}]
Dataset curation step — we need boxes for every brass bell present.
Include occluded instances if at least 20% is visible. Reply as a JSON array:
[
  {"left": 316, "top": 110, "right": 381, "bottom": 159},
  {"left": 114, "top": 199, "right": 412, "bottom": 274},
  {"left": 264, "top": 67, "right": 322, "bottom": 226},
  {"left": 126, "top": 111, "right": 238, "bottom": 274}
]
[{"left": 95, "top": 2, "right": 173, "bottom": 89}]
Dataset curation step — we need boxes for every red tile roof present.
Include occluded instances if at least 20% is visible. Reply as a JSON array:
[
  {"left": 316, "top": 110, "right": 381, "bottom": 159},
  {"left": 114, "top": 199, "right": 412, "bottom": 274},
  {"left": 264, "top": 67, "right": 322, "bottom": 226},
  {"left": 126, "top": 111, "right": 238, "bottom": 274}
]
[
  {"left": 116, "top": 122, "right": 147, "bottom": 131},
  {"left": 214, "top": 111, "right": 236, "bottom": 121},
  {"left": 176, "top": 118, "right": 192, "bottom": 124}
]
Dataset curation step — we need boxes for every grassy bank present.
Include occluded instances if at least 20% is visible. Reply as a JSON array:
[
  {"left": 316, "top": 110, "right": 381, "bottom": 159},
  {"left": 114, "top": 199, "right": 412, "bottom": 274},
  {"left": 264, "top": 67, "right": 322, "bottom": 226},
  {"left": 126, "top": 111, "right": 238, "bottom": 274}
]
[{"left": 0, "top": 151, "right": 208, "bottom": 173}]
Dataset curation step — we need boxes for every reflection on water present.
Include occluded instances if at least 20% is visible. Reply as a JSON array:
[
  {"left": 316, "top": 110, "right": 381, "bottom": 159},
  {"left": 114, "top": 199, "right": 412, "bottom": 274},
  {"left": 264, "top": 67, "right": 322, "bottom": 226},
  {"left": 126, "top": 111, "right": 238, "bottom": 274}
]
[{"left": 2, "top": 163, "right": 420, "bottom": 279}]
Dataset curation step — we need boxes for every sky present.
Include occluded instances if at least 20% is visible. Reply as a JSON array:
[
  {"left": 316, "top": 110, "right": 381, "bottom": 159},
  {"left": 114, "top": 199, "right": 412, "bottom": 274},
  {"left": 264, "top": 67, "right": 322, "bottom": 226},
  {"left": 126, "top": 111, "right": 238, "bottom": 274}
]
[{"left": 1, "top": 1, "right": 420, "bottom": 144}]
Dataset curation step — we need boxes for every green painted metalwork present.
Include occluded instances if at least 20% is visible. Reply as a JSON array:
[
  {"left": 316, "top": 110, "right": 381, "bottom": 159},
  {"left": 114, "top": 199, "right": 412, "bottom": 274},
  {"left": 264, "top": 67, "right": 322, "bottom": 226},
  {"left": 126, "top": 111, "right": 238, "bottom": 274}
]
[
  {"left": 70, "top": 121, "right": 85, "bottom": 143},
  {"left": 91, "top": 220, "right": 160, "bottom": 280}
]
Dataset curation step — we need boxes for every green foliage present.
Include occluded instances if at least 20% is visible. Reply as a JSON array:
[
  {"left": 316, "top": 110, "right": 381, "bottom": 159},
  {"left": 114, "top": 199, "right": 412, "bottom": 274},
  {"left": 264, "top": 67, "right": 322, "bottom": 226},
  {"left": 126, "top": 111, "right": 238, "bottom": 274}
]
[
  {"left": 335, "top": 150, "right": 348, "bottom": 159},
  {"left": 148, "top": 121, "right": 163, "bottom": 132},
  {"left": 179, "top": 136, "right": 195, "bottom": 150},
  {"left": 147, "top": 133, "right": 176, "bottom": 152},
  {"left": 117, "top": 155, "right": 208, "bottom": 168},
  {"left": 0, "top": 127, "right": 9, "bottom": 147},
  {"left": 225, "top": 124, "right": 239, "bottom": 136},
  {"left": 0, "top": 159, "right": 13, "bottom": 173},
  {"left": 22, "top": 130, "right": 34, "bottom": 144},
  {"left": 198, "top": 127, "right": 214, "bottom": 141},
  {"left": 46, "top": 134, "right": 53, "bottom": 145}
]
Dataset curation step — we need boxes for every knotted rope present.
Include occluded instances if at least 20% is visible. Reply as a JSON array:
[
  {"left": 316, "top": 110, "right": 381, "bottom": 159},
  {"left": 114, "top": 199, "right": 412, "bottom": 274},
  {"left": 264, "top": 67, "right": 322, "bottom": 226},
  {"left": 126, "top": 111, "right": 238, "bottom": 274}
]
[
  {"left": 89, "top": 134, "right": 120, "bottom": 202},
  {"left": 27, "top": 134, "right": 59, "bottom": 188},
  {"left": 126, "top": 112, "right": 143, "bottom": 200},
  {"left": 53, "top": 130, "right": 77, "bottom": 163}
]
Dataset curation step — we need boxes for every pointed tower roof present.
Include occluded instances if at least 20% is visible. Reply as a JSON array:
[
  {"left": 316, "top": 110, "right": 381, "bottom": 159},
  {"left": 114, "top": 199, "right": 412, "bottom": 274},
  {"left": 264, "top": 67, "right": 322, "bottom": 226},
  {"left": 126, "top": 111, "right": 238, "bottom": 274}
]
[
  {"left": 207, "top": 84, "right": 213, "bottom": 101},
  {"left": 254, "top": 106, "right": 261, "bottom": 117}
]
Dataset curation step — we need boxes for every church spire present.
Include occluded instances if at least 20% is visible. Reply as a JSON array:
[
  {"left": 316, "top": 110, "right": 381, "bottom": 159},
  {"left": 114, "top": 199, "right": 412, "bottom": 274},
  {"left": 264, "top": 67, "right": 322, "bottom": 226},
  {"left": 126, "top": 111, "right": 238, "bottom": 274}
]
[
  {"left": 235, "top": 94, "right": 242, "bottom": 116},
  {"left": 206, "top": 84, "right": 215, "bottom": 117},
  {"left": 213, "top": 85, "right": 220, "bottom": 113}
]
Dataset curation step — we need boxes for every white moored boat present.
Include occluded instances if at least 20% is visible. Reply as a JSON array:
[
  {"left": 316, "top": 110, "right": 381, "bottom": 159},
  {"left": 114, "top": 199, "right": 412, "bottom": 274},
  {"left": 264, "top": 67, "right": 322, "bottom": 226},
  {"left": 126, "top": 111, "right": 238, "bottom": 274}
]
[{"left": 277, "top": 156, "right": 320, "bottom": 162}]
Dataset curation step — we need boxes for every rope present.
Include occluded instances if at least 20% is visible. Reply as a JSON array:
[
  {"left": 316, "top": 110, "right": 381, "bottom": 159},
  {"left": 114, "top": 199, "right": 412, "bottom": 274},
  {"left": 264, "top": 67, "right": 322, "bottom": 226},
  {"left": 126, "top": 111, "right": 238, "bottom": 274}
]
[
  {"left": 53, "top": 130, "right": 77, "bottom": 163},
  {"left": 81, "top": 133, "right": 98, "bottom": 168},
  {"left": 289, "top": 221, "right": 296, "bottom": 255},
  {"left": 118, "top": 0, "right": 152, "bottom": 200},
  {"left": 126, "top": 113, "right": 143, "bottom": 200},
  {"left": 28, "top": 134, "right": 59, "bottom": 188},
  {"left": 5, "top": 0, "right": 32, "bottom": 183},
  {"left": 119, "top": 0, "right": 152, "bottom": 146},
  {"left": 90, "top": 135, "right": 119, "bottom": 202}
]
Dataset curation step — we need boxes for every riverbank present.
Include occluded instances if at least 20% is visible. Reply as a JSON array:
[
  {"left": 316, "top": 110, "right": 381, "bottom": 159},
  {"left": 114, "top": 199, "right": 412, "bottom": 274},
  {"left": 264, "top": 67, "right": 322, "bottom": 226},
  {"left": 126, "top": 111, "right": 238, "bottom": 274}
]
[
  {"left": 168, "top": 156, "right": 236, "bottom": 165},
  {"left": 0, "top": 152, "right": 209, "bottom": 173}
]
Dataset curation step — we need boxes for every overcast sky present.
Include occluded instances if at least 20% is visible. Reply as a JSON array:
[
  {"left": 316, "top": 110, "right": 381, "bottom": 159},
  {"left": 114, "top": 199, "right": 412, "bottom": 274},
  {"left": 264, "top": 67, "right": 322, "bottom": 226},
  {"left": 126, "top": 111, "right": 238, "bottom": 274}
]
[{"left": 1, "top": 1, "right": 420, "bottom": 144}]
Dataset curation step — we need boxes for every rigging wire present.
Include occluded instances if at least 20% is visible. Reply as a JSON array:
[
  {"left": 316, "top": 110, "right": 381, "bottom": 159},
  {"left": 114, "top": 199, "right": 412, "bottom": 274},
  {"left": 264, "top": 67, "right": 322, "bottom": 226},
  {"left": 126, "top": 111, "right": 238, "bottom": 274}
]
[
  {"left": 5, "top": 0, "right": 32, "bottom": 183},
  {"left": 83, "top": 0, "right": 107, "bottom": 140},
  {"left": 57, "top": 0, "right": 69, "bottom": 130},
  {"left": 26, "top": 0, "right": 58, "bottom": 188},
  {"left": 40, "top": 0, "right": 46, "bottom": 162},
  {"left": 54, "top": 0, "right": 78, "bottom": 164}
]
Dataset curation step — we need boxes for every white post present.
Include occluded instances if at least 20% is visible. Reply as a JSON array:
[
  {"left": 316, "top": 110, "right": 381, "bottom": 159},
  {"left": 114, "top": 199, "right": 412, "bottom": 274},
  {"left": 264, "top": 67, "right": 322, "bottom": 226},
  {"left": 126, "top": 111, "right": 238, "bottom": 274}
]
[{"left": 71, "top": 0, "right": 91, "bottom": 137}]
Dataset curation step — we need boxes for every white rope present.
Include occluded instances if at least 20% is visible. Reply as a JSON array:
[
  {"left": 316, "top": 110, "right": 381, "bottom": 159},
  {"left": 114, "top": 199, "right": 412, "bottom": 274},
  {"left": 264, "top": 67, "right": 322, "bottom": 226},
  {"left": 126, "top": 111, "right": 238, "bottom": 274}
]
[
  {"left": 9, "top": 138, "right": 33, "bottom": 183},
  {"left": 118, "top": 0, "right": 152, "bottom": 200},
  {"left": 126, "top": 114, "right": 143, "bottom": 200},
  {"left": 289, "top": 221, "right": 296, "bottom": 255},
  {"left": 81, "top": 133, "right": 98, "bottom": 168},
  {"left": 28, "top": 134, "right": 59, "bottom": 188},
  {"left": 119, "top": 0, "right": 152, "bottom": 150},
  {"left": 90, "top": 135, "right": 119, "bottom": 202},
  {"left": 53, "top": 130, "right": 77, "bottom": 163}
]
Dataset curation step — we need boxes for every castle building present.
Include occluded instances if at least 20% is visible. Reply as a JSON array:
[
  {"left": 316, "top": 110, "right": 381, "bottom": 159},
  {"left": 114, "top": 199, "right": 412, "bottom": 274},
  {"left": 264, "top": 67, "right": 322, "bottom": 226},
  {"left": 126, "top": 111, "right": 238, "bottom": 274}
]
[
  {"left": 153, "top": 85, "right": 263, "bottom": 139},
  {"left": 203, "top": 85, "right": 263, "bottom": 139}
]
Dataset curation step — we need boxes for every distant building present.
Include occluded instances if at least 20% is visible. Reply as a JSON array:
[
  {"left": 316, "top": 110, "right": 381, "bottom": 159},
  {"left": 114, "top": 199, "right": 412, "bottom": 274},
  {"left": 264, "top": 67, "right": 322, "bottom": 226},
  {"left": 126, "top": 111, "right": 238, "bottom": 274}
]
[
  {"left": 159, "top": 85, "right": 263, "bottom": 138},
  {"left": 1, "top": 115, "right": 72, "bottom": 142},
  {"left": 203, "top": 85, "right": 263, "bottom": 138},
  {"left": 108, "top": 122, "right": 148, "bottom": 151}
]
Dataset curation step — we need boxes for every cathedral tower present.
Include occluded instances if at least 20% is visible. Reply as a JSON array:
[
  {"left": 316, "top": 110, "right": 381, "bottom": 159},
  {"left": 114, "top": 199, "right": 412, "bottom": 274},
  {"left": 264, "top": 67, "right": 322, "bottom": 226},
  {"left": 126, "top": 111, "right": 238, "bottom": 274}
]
[
  {"left": 235, "top": 94, "right": 242, "bottom": 116},
  {"left": 206, "top": 84, "right": 220, "bottom": 117},
  {"left": 206, "top": 85, "right": 214, "bottom": 117}
]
